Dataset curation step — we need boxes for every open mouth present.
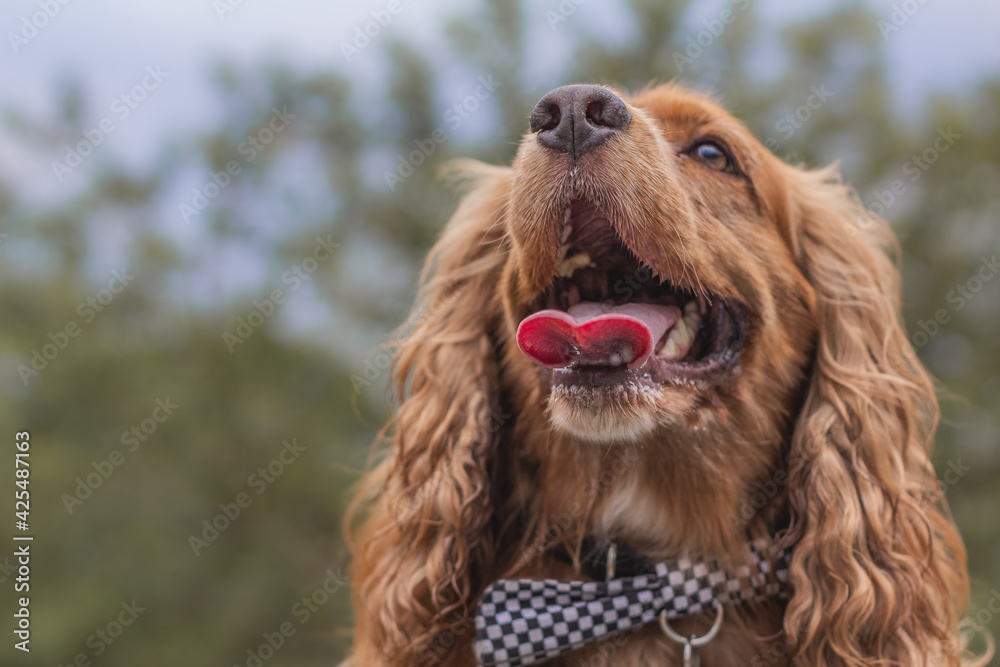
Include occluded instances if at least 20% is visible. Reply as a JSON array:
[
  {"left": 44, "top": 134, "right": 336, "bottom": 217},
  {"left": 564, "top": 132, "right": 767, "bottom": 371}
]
[{"left": 516, "top": 200, "right": 746, "bottom": 387}]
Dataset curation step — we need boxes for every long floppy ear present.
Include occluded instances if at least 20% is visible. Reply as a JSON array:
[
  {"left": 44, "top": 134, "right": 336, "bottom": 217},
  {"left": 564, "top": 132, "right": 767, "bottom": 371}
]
[
  {"left": 346, "top": 163, "right": 512, "bottom": 665},
  {"left": 780, "top": 166, "right": 975, "bottom": 666}
]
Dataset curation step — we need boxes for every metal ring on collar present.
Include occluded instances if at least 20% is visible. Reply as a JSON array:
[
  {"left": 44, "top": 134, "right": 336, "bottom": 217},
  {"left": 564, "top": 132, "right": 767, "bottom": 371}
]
[
  {"left": 605, "top": 542, "right": 617, "bottom": 581},
  {"left": 659, "top": 602, "right": 724, "bottom": 647}
]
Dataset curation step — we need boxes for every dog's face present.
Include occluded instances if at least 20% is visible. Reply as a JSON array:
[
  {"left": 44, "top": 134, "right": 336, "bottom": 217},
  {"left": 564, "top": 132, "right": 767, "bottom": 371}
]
[{"left": 501, "top": 85, "right": 817, "bottom": 443}]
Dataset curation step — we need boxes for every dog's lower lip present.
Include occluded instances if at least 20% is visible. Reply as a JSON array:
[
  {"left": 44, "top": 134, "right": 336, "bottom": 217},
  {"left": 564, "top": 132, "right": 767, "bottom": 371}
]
[
  {"left": 544, "top": 300, "right": 746, "bottom": 388},
  {"left": 550, "top": 346, "right": 739, "bottom": 388}
]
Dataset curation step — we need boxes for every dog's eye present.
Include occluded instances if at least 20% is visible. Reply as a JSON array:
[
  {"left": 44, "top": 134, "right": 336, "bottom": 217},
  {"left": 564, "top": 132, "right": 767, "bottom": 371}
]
[{"left": 690, "top": 141, "right": 732, "bottom": 173}]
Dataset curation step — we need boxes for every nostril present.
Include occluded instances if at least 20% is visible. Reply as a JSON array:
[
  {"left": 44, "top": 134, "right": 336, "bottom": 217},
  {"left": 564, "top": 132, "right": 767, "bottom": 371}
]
[
  {"left": 585, "top": 100, "right": 605, "bottom": 126},
  {"left": 587, "top": 100, "right": 608, "bottom": 126},
  {"left": 585, "top": 94, "right": 630, "bottom": 132},
  {"left": 530, "top": 102, "right": 562, "bottom": 134},
  {"left": 541, "top": 105, "right": 560, "bottom": 132}
]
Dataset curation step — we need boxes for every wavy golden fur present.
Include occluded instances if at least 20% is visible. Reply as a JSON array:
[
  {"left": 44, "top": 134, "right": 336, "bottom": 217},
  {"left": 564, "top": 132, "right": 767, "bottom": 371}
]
[{"left": 346, "top": 83, "right": 984, "bottom": 666}]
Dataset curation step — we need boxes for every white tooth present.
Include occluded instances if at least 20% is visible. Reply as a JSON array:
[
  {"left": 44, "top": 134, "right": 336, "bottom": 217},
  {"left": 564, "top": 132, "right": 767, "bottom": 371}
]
[
  {"left": 679, "top": 317, "right": 692, "bottom": 340},
  {"left": 684, "top": 300, "right": 699, "bottom": 316},
  {"left": 609, "top": 353, "right": 622, "bottom": 365},
  {"left": 620, "top": 343, "right": 634, "bottom": 364},
  {"left": 682, "top": 308, "right": 701, "bottom": 333},
  {"left": 557, "top": 252, "right": 592, "bottom": 277},
  {"left": 663, "top": 319, "right": 693, "bottom": 358},
  {"left": 662, "top": 337, "right": 678, "bottom": 357}
]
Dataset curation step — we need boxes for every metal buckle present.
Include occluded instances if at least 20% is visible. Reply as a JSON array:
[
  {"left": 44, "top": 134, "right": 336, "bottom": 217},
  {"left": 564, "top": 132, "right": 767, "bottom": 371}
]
[
  {"left": 659, "top": 603, "right": 724, "bottom": 667},
  {"left": 605, "top": 542, "right": 617, "bottom": 581}
]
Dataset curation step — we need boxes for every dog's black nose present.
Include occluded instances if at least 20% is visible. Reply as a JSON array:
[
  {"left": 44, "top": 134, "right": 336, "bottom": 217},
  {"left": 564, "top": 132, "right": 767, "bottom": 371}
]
[{"left": 530, "top": 85, "right": 631, "bottom": 160}]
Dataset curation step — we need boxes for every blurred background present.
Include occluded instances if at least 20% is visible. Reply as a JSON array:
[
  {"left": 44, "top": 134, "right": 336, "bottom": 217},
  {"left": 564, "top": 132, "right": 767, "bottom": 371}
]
[{"left": 1, "top": 0, "right": 998, "bottom": 664}]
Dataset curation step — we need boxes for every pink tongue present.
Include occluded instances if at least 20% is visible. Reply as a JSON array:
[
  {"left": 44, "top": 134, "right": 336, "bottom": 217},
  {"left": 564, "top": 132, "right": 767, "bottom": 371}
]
[{"left": 516, "top": 302, "right": 681, "bottom": 369}]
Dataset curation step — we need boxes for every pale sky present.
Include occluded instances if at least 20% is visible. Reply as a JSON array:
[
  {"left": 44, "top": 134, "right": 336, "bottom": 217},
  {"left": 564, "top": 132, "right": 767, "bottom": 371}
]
[{"left": 3, "top": 0, "right": 999, "bottom": 179}]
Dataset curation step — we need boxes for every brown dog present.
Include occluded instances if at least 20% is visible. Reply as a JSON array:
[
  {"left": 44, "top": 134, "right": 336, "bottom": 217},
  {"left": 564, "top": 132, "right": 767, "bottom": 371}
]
[{"left": 346, "top": 83, "right": 975, "bottom": 666}]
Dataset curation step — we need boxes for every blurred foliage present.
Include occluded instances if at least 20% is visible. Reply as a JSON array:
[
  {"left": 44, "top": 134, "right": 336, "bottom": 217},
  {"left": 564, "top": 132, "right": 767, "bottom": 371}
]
[{"left": 0, "top": 0, "right": 998, "bottom": 665}]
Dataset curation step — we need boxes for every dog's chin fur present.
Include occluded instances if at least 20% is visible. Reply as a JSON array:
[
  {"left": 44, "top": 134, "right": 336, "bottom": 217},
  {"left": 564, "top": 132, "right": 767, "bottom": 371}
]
[
  {"left": 548, "top": 383, "right": 662, "bottom": 443},
  {"left": 346, "top": 83, "right": 982, "bottom": 667}
]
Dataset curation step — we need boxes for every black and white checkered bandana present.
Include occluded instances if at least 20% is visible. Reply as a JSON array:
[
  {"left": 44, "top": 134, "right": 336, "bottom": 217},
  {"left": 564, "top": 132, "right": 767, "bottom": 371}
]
[{"left": 474, "top": 541, "right": 788, "bottom": 667}]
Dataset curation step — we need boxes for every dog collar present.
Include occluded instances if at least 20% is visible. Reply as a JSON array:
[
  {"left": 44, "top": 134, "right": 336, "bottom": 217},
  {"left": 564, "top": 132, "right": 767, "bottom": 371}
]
[{"left": 473, "top": 540, "right": 789, "bottom": 667}]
